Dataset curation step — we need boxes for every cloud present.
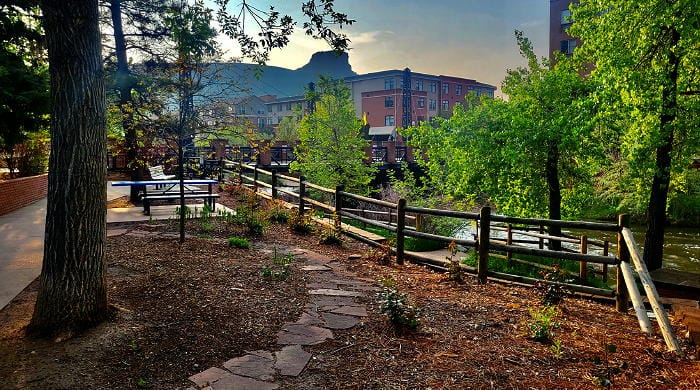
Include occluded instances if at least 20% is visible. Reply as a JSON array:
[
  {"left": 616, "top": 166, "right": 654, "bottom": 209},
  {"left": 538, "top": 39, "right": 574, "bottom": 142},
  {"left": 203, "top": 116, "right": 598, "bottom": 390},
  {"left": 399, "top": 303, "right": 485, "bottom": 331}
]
[{"left": 347, "top": 30, "right": 394, "bottom": 45}]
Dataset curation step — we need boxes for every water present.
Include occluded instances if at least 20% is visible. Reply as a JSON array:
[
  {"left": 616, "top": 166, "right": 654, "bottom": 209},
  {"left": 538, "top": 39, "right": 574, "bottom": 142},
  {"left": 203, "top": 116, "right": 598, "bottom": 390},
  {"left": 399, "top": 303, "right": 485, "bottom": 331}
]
[{"left": 456, "top": 223, "right": 700, "bottom": 274}]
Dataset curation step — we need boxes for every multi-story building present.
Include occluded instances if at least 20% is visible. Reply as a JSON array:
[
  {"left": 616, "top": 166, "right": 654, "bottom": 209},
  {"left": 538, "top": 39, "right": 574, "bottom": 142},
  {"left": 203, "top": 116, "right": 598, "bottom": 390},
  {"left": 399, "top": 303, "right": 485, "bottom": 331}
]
[
  {"left": 549, "top": 0, "right": 579, "bottom": 59},
  {"left": 262, "top": 68, "right": 496, "bottom": 132}
]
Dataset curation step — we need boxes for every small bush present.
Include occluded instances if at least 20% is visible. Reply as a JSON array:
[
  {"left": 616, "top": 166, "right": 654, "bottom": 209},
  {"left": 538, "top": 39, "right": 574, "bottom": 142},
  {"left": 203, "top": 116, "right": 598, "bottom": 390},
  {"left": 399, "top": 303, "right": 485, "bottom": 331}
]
[
  {"left": 445, "top": 241, "right": 464, "bottom": 283},
  {"left": 265, "top": 200, "right": 290, "bottom": 223},
  {"left": 227, "top": 236, "right": 250, "bottom": 249},
  {"left": 533, "top": 264, "right": 570, "bottom": 306},
  {"left": 318, "top": 225, "right": 343, "bottom": 246},
  {"left": 362, "top": 240, "right": 394, "bottom": 265},
  {"left": 288, "top": 211, "right": 314, "bottom": 234},
  {"left": 526, "top": 305, "right": 559, "bottom": 342},
  {"left": 261, "top": 248, "right": 293, "bottom": 280},
  {"left": 377, "top": 278, "right": 421, "bottom": 331}
]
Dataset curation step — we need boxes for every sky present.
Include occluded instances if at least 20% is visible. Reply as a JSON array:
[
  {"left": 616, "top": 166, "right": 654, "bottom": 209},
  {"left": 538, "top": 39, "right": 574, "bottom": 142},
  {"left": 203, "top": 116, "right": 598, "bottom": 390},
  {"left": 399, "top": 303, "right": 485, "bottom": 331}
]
[{"left": 209, "top": 1, "right": 550, "bottom": 92}]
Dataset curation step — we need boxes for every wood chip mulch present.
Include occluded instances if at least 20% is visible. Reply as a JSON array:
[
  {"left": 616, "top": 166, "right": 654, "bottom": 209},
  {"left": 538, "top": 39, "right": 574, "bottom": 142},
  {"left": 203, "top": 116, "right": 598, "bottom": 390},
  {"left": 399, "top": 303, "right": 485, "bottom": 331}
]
[{"left": 0, "top": 188, "right": 698, "bottom": 389}]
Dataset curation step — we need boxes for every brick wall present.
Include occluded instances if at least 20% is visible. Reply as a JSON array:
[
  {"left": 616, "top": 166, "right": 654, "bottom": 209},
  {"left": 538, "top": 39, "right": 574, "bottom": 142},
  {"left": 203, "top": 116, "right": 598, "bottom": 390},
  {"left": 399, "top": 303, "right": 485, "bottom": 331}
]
[{"left": 0, "top": 174, "right": 48, "bottom": 216}]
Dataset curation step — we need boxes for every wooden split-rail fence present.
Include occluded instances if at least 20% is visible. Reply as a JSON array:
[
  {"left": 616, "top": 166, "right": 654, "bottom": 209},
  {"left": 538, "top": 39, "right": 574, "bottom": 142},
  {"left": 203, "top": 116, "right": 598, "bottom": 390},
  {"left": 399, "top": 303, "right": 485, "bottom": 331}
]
[{"left": 231, "top": 162, "right": 682, "bottom": 354}]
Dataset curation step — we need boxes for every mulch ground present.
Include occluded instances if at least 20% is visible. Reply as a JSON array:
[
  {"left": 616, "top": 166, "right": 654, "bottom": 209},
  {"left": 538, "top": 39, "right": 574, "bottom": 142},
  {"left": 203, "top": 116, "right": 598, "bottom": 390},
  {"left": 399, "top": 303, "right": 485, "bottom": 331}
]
[{"left": 0, "top": 186, "right": 699, "bottom": 389}]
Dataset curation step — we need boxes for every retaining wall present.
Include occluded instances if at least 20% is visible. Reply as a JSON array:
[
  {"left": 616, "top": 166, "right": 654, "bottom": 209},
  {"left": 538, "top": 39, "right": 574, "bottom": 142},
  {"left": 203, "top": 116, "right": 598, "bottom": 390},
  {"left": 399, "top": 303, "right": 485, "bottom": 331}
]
[{"left": 0, "top": 174, "right": 48, "bottom": 216}]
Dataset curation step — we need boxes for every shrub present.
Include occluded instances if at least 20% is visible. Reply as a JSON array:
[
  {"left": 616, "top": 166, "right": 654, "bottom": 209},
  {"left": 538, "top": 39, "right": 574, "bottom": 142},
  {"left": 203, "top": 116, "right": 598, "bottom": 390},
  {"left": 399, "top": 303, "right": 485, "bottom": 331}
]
[
  {"left": 362, "top": 240, "right": 394, "bottom": 265},
  {"left": 377, "top": 278, "right": 421, "bottom": 331},
  {"left": 261, "top": 248, "right": 293, "bottom": 280},
  {"left": 526, "top": 305, "right": 559, "bottom": 342},
  {"left": 227, "top": 236, "right": 250, "bottom": 249},
  {"left": 265, "top": 199, "right": 290, "bottom": 223},
  {"left": 533, "top": 264, "right": 570, "bottom": 306},
  {"left": 288, "top": 211, "right": 314, "bottom": 234},
  {"left": 318, "top": 225, "right": 343, "bottom": 246}
]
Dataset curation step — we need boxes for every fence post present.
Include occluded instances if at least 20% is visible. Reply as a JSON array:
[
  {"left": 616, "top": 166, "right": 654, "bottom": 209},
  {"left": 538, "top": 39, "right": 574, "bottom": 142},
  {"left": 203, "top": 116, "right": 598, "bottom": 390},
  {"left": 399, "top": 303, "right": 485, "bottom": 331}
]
[
  {"left": 396, "top": 198, "right": 406, "bottom": 265},
  {"left": 218, "top": 157, "right": 223, "bottom": 182},
  {"left": 616, "top": 214, "right": 631, "bottom": 312},
  {"left": 253, "top": 165, "right": 259, "bottom": 189},
  {"left": 238, "top": 161, "right": 243, "bottom": 184},
  {"left": 506, "top": 224, "right": 513, "bottom": 261},
  {"left": 579, "top": 235, "right": 588, "bottom": 282},
  {"left": 334, "top": 185, "right": 344, "bottom": 230},
  {"left": 603, "top": 241, "right": 609, "bottom": 282},
  {"left": 538, "top": 224, "right": 545, "bottom": 249},
  {"left": 478, "top": 207, "right": 491, "bottom": 284},
  {"left": 299, "top": 175, "right": 306, "bottom": 215},
  {"left": 271, "top": 170, "right": 278, "bottom": 199}
]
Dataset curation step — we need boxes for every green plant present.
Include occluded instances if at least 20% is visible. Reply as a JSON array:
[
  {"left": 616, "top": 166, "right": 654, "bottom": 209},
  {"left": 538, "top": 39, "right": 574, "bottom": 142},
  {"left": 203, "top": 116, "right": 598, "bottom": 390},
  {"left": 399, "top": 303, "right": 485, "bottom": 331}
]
[
  {"left": 227, "top": 236, "right": 250, "bottom": 249},
  {"left": 445, "top": 241, "right": 464, "bottom": 283},
  {"left": 136, "top": 377, "right": 147, "bottom": 388},
  {"left": 591, "top": 343, "right": 628, "bottom": 388},
  {"left": 362, "top": 239, "right": 394, "bottom": 265},
  {"left": 377, "top": 278, "right": 421, "bottom": 330},
  {"left": 550, "top": 338, "right": 564, "bottom": 359},
  {"left": 265, "top": 199, "right": 290, "bottom": 223},
  {"left": 533, "top": 263, "right": 570, "bottom": 306},
  {"left": 261, "top": 247, "right": 294, "bottom": 280},
  {"left": 318, "top": 224, "right": 343, "bottom": 246},
  {"left": 174, "top": 205, "right": 192, "bottom": 219},
  {"left": 288, "top": 211, "right": 314, "bottom": 234},
  {"left": 526, "top": 305, "right": 559, "bottom": 342}
]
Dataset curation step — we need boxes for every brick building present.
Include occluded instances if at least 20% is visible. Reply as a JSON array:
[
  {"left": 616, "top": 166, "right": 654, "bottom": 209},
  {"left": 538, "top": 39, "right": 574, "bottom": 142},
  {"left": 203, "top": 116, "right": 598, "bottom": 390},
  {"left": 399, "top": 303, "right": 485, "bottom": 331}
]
[{"left": 549, "top": 0, "right": 579, "bottom": 59}]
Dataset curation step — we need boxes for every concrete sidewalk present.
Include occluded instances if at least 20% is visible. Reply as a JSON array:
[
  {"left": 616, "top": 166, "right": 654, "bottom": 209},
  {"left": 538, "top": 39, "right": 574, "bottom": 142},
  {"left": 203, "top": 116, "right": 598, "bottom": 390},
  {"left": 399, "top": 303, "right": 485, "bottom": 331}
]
[{"left": 0, "top": 182, "right": 137, "bottom": 310}]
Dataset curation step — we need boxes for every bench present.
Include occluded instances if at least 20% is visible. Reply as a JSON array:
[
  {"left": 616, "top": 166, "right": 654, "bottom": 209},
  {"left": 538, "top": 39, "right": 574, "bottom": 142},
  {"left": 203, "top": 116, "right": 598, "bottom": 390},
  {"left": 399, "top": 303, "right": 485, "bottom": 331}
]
[
  {"left": 148, "top": 166, "right": 175, "bottom": 189},
  {"left": 142, "top": 193, "right": 220, "bottom": 215}
]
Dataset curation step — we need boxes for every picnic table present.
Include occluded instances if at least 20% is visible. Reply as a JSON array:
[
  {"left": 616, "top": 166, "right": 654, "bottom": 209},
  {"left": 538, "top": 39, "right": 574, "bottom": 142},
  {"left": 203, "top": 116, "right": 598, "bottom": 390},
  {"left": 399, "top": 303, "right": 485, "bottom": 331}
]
[{"left": 111, "top": 179, "right": 219, "bottom": 215}]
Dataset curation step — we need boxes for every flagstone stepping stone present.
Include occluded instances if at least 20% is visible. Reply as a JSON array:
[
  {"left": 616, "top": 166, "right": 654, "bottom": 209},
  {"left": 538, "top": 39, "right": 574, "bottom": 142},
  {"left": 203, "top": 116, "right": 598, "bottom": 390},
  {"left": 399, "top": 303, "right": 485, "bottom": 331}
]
[
  {"left": 329, "top": 305, "right": 368, "bottom": 317},
  {"left": 189, "top": 367, "right": 230, "bottom": 387},
  {"left": 274, "top": 345, "right": 312, "bottom": 377},
  {"left": 308, "top": 289, "right": 362, "bottom": 297},
  {"left": 321, "top": 312, "right": 359, "bottom": 329},
  {"left": 210, "top": 373, "right": 278, "bottom": 390},
  {"left": 301, "top": 265, "right": 332, "bottom": 271},
  {"left": 125, "top": 230, "right": 154, "bottom": 238},
  {"left": 295, "top": 311, "right": 323, "bottom": 325},
  {"left": 223, "top": 352, "right": 275, "bottom": 381},
  {"left": 306, "top": 282, "right": 338, "bottom": 289},
  {"left": 311, "top": 296, "right": 356, "bottom": 307},
  {"left": 277, "top": 324, "right": 333, "bottom": 345},
  {"left": 106, "top": 228, "right": 128, "bottom": 237}
]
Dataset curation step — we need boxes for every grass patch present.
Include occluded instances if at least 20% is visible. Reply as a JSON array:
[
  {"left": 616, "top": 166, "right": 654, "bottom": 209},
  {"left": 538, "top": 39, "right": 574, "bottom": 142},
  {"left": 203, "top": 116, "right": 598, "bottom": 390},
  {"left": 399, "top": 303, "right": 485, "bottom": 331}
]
[{"left": 342, "top": 218, "right": 446, "bottom": 252}]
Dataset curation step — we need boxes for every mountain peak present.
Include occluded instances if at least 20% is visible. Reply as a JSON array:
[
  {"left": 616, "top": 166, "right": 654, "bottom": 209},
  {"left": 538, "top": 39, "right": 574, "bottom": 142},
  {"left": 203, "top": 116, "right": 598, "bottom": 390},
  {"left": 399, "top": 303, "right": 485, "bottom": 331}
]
[{"left": 296, "top": 51, "right": 356, "bottom": 78}]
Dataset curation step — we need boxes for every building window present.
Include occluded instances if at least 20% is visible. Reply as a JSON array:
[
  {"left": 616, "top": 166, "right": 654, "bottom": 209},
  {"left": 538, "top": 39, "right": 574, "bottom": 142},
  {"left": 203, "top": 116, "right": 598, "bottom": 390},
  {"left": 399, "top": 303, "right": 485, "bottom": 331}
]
[
  {"left": 385, "top": 96, "right": 394, "bottom": 108},
  {"left": 416, "top": 115, "right": 425, "bottom": 123},
  {"left": 417, "top": 97, "right": 425, "bottom": 108},
  {"left": 442, "top": 83, "right": 449, "bottom": 94},
  {"left": 428, "top": 99, "right": 436, "bottom": 111},
  {"left": 429, "top": 82, "right": 437, "bottom": 93},
  {"left": 385, "top": 115, "right": 395, "bottom": 126},
  {"left": 456, "top": 85, "right": 462, "bottom": 95},
  {"left": 442, "top": 100, "right": 449, "bottom": 111},
  {"left": 237, "top": 106, "right": 246, "bottom": 115},
  {"left": 384, "top": 78, "right": 395, "bottom": 90},
  {"left": 286, "top": 103, "right": 292, "bottom": 110},
  {"left": 257, "top": 118, "right": 265, "bottom": 127},
  {"left": 267, "top": 105, "right": 272, "bottom": 112},
  {"left": 560, "top": 39, "right": 576, "bottom": 55},
  {"left": 277, "top": 104, "right": 282, "bottom": 112},
  {"left": 561, "top": 9, "right": 572, "bottom": 25},
  {"left": 415, "top": 80, "right": 423, "bottom": 91}
]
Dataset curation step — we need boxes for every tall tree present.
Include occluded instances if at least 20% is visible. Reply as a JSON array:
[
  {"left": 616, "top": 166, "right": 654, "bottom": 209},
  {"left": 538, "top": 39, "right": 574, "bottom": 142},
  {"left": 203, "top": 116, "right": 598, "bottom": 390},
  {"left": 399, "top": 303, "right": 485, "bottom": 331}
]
[
  {"left": 0, "top": 1, "right": 49, "bottom": 178},
  {"left": 29, "top": 0, "right": 109, "bottom": 338},
  {"left": 571, "top": 0, "right": 700, "bottom": 269},
  {"left": 291, "top": 77, "right": 375, "bottom": 194}
]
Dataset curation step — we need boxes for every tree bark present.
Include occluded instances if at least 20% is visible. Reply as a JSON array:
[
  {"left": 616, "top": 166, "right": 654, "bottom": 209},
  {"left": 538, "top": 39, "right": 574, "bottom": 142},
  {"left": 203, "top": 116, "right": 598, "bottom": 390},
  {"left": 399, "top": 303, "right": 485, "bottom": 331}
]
[
  {"left": 546, "top": 140, "right": 562, "bottom": 251},
  {"left": 29, "top": 0, "right": 109, "bottom": 338},
  {"left": 643, "top": 27, "right": 680, "bottom": 271}
]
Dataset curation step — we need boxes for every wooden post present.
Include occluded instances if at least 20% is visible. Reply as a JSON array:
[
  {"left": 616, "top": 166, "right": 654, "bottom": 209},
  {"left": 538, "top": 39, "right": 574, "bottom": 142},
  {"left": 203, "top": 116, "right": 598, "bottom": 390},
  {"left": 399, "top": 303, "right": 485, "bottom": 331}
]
[
  {"left": 538, "top": 224, "right": 545, "bottom": 249},
  {"left": 253, "top": 165, "right": 259, "bottom": 190},
  {"left": 396, "top": 199, "right": 406, "bottom": 265},
  {"left": 334, "top": 185, "right": 344, "bottom": 230},
  {"left": 506, "top": 224, "right": 513, "bottom": 261},
  {"left": 616, "top": 214, "right": 630, "bottom": 313},
  {"left": 477, "top": 207, "right": 491, "bottom": 284},
  {"left": 603, "top": 241, "right": 609, "bottom": 283},
  {"left": 415, "top": 214, "right": 422, "bottom": 231},
  {"left": 238, "top": 161, "right": 243, "bottom": 184},
  {"left": 299, "top": 175, "right": 306, "bottom": 215},
  {"left": 618, "top": 260, "right": 653, "bottom": 335},
  {"left": 388, "top": 208, "right": 393, "bottom": 227},
  {"left": 579, "top": 235, "right": 588, "bottom": 283},
  {"left": 271, "top": 170, "right": 278, "bottom": 199}
]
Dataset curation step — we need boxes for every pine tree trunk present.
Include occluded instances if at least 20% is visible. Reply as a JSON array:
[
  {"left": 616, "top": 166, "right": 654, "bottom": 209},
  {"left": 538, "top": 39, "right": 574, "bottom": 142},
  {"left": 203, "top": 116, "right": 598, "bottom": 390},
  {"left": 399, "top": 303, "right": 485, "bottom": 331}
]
[
  {"left": 643, "top": 27, "right": 680, "bottom": 271},
  {"left": 29, "top": 0, "right": 110, "bottom": 338}
]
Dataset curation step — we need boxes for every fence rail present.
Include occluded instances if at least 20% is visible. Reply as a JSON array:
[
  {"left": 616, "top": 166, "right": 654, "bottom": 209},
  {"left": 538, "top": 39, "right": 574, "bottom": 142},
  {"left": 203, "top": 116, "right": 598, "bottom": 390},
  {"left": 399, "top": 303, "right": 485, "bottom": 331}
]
[{"left": 230, "top": 162, "right": 680, "bottom": 351}]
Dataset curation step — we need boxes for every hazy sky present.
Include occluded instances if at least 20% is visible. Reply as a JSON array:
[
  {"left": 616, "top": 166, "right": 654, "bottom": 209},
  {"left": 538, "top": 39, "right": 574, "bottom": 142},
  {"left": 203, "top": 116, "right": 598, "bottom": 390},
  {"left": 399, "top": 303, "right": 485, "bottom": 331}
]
[{"left": 211, "top": 1, "right": 550, "bottom": 92}]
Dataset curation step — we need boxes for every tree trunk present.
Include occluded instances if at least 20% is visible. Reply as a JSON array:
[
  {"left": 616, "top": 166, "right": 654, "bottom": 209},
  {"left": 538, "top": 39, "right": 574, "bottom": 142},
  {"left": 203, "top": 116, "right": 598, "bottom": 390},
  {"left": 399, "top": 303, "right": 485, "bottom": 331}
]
[
  {"left": 546, "top": 140, "right": 562, "bottom": 251},
  {"left": 109, "top": 0, "right": 141, "bottom": 202},
  {"left": 29, "top": 0, "right": 109, "bottom": 338},
  {"left": 643, "top": 28, "right": 680, "bottom": 271}
]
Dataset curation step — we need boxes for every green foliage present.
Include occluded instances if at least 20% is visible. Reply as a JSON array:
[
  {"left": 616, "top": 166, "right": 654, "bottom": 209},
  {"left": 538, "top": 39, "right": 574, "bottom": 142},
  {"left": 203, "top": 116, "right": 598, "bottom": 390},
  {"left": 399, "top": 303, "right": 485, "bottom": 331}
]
[
  {"left": 377, "top": 278, "right": 421, "bottom": 330},
  {"left": 445, "top": 241, "right": 464, "bottom": 283},
  {"left": 227, "top": 236, "right": 249, "bottom": 249},
  {"left": 265, "top": 199, "right": 290, "bottom": 224},
  {"left": 261, "top": 247, "right": 294, "bottom": 280},
  {"left": 526, "top": 305, "right": 559, "bottom": 343},
  {"left": 275, "top": 115, "right": 299, "bottom": 143},
  {"left": 318, "top": 224, "right": 343, "bottom": 246},
  {"left": 290, "top": 77, "right": 376, "bottom": 195},
  {"left": 550, "top": 338, "right": 565, "bottom": 359},
  {"left": 533, "top": 263, "right": 570, "bottom": 306},
  {"left": 288, "top": 211, "right": 314, "bottom": 234},
  {"left": 362, "top": 240, "right": 394, "bottom": 266},
  {"left": 591, "top": 343, "right": 628, "bottom": 388}
]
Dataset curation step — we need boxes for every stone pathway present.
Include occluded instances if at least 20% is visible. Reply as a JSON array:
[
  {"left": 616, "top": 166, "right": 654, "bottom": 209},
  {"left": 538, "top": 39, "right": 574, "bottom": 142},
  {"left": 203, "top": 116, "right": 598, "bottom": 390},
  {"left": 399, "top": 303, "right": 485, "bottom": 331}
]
[{"left": 185, "top": 248, "right": 378, "bottom": 390}]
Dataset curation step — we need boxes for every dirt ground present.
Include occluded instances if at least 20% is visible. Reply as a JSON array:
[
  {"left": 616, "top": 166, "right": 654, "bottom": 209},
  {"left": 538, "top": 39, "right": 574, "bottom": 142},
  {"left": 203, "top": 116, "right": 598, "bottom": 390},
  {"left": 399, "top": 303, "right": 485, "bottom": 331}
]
[{"left": 0, "top": 188, "right": 699, "bottom": 389}]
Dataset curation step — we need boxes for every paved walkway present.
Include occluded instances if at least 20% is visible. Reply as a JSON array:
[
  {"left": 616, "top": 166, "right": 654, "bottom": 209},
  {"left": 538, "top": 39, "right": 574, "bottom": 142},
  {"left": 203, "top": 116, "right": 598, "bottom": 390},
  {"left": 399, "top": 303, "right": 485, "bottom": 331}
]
[
  {"left": 0, "top": 182, "right": 211, "bottom": 310},
  {"left": 185, "top": 249, "right": 378, "bottom": 389}
]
